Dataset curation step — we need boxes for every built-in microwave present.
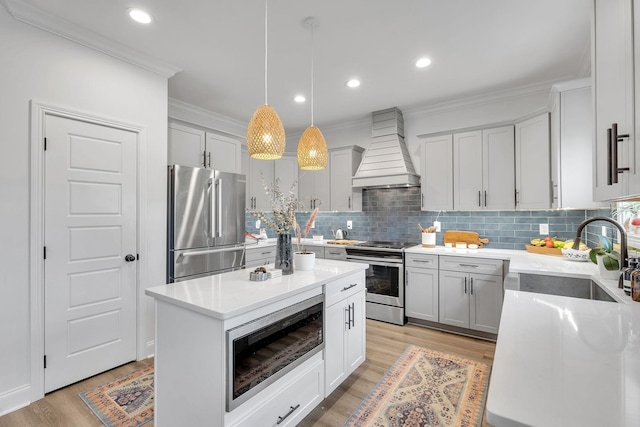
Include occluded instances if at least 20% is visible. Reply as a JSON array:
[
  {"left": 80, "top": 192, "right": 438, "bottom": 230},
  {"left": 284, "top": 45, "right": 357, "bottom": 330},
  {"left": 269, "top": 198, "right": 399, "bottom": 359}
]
[{"left": 226, "top": 294, "right": 324, "bottom": 411}]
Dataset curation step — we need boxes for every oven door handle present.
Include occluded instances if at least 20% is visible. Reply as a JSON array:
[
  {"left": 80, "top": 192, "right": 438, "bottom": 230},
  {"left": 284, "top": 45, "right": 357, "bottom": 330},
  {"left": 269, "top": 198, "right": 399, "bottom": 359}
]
[{"left": 346, "top": 256, "right": 402, "bottom": 267}]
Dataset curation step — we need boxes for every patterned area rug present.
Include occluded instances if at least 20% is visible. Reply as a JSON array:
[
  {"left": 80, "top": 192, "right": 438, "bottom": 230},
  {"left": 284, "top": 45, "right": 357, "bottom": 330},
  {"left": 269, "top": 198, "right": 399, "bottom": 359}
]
[
  {"left": 79, "top": 366, "right": 154, "bottom": 427},
  {"left": 344, "top": 345, "right": 490, "bottom": 427}
]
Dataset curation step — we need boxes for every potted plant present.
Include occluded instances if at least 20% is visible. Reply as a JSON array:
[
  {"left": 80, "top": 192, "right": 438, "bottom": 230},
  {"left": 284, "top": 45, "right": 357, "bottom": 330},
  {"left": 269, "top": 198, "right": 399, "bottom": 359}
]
[
  {"left": 294, "top": 206, "right": 320, "bottom": 271},
  {"left": 589, "top": 235, "right": 620, "bottom": 280}
]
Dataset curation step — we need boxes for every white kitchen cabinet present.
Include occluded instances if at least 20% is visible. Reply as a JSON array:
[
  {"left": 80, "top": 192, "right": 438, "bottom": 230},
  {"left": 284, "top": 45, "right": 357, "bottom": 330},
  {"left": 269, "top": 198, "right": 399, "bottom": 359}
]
[
  {"left": 405, "top": 253, "right": 439, "bottom": 322},
  {"left": 324, "top": 246, "right": 347, "bottom": 260},
  {"left": 244, "top": 245, "right": 276, "bottom": 268},
  {"left": 302, "top": 245, "right": 324, "bottom": 258},
  {"left": 274, "top": 154, "right": 298, "bottom": 202},
  {"left": 420, "top": 134, "right": 453, "bottom": 210},
  {"left": 330, "top": 146, "right": 364, "bottom": 211},
  {"left": 168, "top": 122, "right": 241, "bottom": 173},
  {"left": 453, "top": 126, "right": 515, "bottom": 210},
  {"left": 325, "top": 272, "right": 366, "bottom": 396},
  {"left": 515, "top": 113, "right": 551, "bottom": 209},
  {"left": 298, "top": 168, "right": 330, "bottom": 211},
  {"left": 592, "top": 0, "right": 636, "bottom": 201},
  {"left": 242, "top": 148, "right": 274, "bottom": 211},
  {"left": 438, "top": 256, "right": 503, "bottom": 335},
  {"left": 550, "top": 80, "right": 606, "bottom": 209}
]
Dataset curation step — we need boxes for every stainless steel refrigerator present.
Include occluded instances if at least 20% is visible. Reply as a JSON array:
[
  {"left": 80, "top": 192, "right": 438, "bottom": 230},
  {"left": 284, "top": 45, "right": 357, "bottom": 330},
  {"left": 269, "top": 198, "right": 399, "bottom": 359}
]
[{"left": 167, "top": 165, "right": 246, "bottom": 282}]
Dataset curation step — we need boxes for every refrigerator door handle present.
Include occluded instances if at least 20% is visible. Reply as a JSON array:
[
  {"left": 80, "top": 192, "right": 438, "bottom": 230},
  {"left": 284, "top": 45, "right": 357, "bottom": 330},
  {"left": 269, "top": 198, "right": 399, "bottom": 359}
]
[
  {"left": 216, "top": 178, "right": 223, "bottom": 238},
  {"left": 209, "top": 178, "right": 216, "bottom": 238},
  {"left": 179, "top": 244, "right": 245, "bottom": 257}
]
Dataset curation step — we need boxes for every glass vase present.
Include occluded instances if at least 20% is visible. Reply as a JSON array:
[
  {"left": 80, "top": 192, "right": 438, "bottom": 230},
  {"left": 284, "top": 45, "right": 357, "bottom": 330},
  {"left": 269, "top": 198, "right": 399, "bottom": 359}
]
[{"left": 275, "top": 233, "right": 294, "bottom": 275}]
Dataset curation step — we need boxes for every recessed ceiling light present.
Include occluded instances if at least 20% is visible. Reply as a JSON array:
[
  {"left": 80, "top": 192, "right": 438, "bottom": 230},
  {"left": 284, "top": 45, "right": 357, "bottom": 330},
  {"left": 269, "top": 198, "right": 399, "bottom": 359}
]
[
  {"left": 416, "top": 57, "right": 431, "bottom": 68},
  {"left": 346, "top": 79, "right": 360, "bottom": 88},
  {"left": 294, "top": 95, "right": 306, "bottom": 103},
  {"left": 127, "top": 8, "right": 153, "bottom": 24}
]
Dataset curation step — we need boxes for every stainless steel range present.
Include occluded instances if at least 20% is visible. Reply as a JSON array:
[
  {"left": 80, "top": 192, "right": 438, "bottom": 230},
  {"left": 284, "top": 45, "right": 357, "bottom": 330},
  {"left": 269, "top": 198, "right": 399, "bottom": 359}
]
[{"left": 345, "top": 241, "right": 416, "bottom": 325}]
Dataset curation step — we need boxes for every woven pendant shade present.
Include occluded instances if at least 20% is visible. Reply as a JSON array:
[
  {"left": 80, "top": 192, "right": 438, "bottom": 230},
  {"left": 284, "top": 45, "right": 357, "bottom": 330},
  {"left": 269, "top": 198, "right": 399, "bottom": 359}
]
[
  {"left": 297, "top": 125, "right": 328, "bottom": 170},
  {"left": 247, "top": 104, "right": 286, "bottom": 160}
]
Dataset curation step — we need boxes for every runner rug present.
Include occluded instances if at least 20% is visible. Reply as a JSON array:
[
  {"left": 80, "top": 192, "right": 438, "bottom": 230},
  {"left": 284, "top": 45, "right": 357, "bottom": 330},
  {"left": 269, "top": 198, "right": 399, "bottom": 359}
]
[
  {"left": 79, "top": 365, "right": 154, "bottom": 427},
  {"left": 344, "top": 345, "right": 490, "bottom": 427}
]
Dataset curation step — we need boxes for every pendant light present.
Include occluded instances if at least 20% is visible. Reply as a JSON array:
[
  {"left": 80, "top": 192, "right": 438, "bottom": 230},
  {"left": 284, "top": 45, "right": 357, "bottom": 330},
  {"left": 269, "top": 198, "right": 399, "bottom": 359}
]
[
  {"left": 297, "top": 18, "right": 328, "bottom": 170},
  {"left": 247, "top": 0, "right": 285, "bottom": 160}
]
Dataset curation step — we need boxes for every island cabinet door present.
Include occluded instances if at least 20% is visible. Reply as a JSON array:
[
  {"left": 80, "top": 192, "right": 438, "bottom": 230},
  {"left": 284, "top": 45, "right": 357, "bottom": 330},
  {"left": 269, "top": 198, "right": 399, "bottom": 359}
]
[
  {"left": 469, "top": 273, "right": 503, "bottom": 334},
  {"left": 346, "top": 290, "right": 366, "bottom": 373},
  {"left": 325, "top": 301, "right": 348, "bottom": 394},
  {"left": 405, "top": 267, "right": 439, "bottom": 322},
  {"left": 438, "top": 270, "right": 470, "bottom": 328}
]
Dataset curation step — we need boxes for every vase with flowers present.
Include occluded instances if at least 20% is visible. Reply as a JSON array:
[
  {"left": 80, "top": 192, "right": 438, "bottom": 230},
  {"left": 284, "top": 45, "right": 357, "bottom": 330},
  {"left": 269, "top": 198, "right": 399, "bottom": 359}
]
[
  {"left": 247, "top": 177, "right": 302, "bottom": 275},
  {"left": 294, "top": 207, "right": 320, "bottom": 271}
]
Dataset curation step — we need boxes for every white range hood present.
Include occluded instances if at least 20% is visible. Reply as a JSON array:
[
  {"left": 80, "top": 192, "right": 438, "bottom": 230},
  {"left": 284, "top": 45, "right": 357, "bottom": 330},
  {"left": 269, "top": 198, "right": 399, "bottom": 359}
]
[{"left": 352, "top": 107, "right": 420, "bottom": 188}]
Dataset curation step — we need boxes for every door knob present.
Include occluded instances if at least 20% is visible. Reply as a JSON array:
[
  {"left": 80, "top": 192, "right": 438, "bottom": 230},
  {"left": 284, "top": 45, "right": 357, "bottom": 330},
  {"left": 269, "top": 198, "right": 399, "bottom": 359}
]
[{"left": 125, "top": 254, "right": 136, "bottom": 262}]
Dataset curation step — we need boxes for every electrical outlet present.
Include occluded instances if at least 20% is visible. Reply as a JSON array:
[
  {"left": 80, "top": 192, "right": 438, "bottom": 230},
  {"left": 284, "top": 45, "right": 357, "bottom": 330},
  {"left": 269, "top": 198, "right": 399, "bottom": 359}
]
[
  {"left": 433, "top": 221, "right": 441, "bottom": 232},
  {"left": 255, "top": 220, "right": 261, "bottom": 229},
  {"left": 347, "top": 220, "right": 353, "bottom": 230},
  {"left": 602, "top": 226, "right": 607, "bottom": 237},
  {"left": 310, "top": 220, "right": 315, "bottom": 229},
  {"left": 539, "top": 223, "right": 549, "bottom": 235}
]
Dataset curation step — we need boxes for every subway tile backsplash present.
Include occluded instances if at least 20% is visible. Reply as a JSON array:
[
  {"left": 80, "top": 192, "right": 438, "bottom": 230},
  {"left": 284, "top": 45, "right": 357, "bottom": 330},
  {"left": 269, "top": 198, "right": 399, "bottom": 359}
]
[{"left": 245, "top": 187, "right": 613, "bottom": 251}]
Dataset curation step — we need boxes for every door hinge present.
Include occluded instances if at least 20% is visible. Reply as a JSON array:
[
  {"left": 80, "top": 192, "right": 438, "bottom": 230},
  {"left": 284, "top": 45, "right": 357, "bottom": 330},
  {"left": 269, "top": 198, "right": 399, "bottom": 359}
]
[
  {"left": 44, "top": 355, "right": 47, "bottom": 369},
  {"left": 44, "top": 137, "right": 47, "bottom": 151},
  {"left": 43, "top": 246, "right": 46, "bottom": 260}
]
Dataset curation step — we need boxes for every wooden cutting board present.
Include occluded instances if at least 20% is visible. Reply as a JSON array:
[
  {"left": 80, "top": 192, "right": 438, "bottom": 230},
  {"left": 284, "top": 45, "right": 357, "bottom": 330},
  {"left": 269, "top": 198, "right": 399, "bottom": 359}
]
[
  {"left": 326, "top": 239, "right": 359, "bottom": 245},
  {"left": 443, "top": 230, "right": 490, "bottom": 247}
]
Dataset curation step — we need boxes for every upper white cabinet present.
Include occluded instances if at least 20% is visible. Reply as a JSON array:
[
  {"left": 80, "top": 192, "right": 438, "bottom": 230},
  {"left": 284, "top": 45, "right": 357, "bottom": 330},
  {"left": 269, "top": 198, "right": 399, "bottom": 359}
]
[
  {"left": 274, "top": 154, "right": 298, "bottom": 202},
  {"left": 298, "top": 167, "right": 330, "bottom": 211},
  {"left": 550, "top": 80, "right": 606, "bottom": 209},
  {"left": 242, "top": 148, "right": 274, "bottom": 210},
  {"left": 168, "top": 122, "right": 241, "bottom": 173},
  {"left": 453, "top": 126, "right": 515, "bottom": 210},
  {"left": 515, "top": 113, "right": 551, "bottom": 209},
  {"left": 421, "top": 135, "right": 454, "bottom": 211},
  {"left": 592, "top": 0, "right": 639, "bottom": 200},
  {"left": 330, "top": 146, "right": 364, "bottom": 211}
]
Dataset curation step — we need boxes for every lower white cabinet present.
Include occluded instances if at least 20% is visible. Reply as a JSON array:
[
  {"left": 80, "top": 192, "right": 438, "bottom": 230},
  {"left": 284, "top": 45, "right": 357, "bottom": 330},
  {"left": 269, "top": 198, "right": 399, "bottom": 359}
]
[
  {"left": 245, "top": 245, "right": 276, "bottom": 268},
  {"left": 438, "top": 256, "right": 503, "bottom": 334},
  {"left": 325, "top": 272, "right": 366, "bottom": 396},
  {"left": 405, "top": 253, "right": 439, "bottom": 322},
  {"left": 302, "top": 245, "right": 324, "bottom": 258},
  {"left": 324, "top": 246, "right": 347, "bottom": 260}
]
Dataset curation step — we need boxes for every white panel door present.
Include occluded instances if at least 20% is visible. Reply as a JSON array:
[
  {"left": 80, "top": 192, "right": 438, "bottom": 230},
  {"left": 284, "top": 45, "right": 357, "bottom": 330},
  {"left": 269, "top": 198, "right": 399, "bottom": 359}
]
[
  {"left": 515, "top": 113, "right": 551, "bottom": 209},
  {"left": 44, "top": 115, "right": 137, "bottom": 393},
  {"left": 421, "top": 134, "right": 453, "bottom": 211},
  {"left": 405, "top": 267, "right": 439, "bottom": 322},
  {"left": 469, "top": 274, "right": 503, "bottom": 334},
  {"left": 346, "top": 291, "right": 365, "bottom": 373},
  {"left": 438, "top": 270, "right": 469, "bottom": 328}
]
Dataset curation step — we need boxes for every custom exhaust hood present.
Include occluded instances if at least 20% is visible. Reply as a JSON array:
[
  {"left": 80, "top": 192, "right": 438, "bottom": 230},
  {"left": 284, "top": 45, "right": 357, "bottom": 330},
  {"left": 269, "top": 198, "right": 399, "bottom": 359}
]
[{"left": 352, "top": 107, "right": 420, "bottom": 188}]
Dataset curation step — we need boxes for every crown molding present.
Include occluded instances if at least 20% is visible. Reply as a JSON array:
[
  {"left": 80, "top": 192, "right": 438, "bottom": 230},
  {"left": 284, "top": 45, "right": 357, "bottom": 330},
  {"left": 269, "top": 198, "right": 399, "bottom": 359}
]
[
  {"left": 168, "top": 98, "right": 248, "bottom": 139},
  {"left": 1, "top": 0, "right": 180, "bottom": 78},
  {"left": 403, "top": 78, "right": 572, "bottom": 120}
]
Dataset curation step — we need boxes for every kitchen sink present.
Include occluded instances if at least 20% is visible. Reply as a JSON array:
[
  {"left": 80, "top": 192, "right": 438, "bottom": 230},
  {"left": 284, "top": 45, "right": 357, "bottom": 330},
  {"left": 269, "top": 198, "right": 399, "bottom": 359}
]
[{"left": 518, "top": 273, "right": 617, "bottom": 303}]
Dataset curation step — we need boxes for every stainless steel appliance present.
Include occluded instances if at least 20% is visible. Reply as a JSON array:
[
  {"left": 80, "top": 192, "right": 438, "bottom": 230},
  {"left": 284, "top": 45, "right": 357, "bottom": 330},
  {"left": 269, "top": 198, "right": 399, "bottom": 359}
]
[
  {"left": 226, "top": 295, "right": 324, "bottom": 411},
  {"left": 167, "top": 164, "right": 246, "bottom": 282},
  {"left": 345, "top": 241, "right": 415, "bottom": 325}
]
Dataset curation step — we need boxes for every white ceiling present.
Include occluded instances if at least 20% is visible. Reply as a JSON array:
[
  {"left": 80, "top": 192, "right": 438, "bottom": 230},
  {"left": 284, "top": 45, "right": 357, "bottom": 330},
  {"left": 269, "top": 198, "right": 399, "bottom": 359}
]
[{"left": 5, "top": 0, "right": 591, "bottom": 133}]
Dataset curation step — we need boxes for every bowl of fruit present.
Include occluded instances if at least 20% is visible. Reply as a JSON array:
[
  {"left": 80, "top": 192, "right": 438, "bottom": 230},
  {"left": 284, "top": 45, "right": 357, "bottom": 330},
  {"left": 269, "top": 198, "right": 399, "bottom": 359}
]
[{"left": 560, "top": 240, "right": 590, "bottom": 261}]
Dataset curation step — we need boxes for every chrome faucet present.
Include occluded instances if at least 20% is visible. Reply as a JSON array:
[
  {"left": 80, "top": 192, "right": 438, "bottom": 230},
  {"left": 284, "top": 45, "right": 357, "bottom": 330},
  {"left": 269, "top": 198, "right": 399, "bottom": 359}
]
[{"left": 573, "top": 216, "right": 628, "bottom": 269}]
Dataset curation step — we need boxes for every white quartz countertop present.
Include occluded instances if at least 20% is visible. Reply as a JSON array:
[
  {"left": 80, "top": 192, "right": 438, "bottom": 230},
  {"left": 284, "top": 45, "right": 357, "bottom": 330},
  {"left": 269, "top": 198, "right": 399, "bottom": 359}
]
[
  {"left": 487, "top": 290, "right": 640, "bottom": 426},
  {"left": 145, "top": 259, "right": 367, "bottom": 320},
  {"left": 245, "top": 237, "right": 361, "bottom": 248}
]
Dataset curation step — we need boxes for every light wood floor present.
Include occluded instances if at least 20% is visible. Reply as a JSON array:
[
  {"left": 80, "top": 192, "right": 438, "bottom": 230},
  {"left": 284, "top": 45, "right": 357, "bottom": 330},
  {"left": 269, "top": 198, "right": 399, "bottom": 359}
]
[{"left": 0, "top": 320, "right": 495, "bottom": 427}]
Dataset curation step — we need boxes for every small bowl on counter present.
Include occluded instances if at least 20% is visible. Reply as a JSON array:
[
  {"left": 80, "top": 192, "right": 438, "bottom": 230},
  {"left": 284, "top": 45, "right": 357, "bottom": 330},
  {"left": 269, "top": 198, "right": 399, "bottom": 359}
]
[{"left": 561, "top": 247, "right": 590, "bottom": 262}]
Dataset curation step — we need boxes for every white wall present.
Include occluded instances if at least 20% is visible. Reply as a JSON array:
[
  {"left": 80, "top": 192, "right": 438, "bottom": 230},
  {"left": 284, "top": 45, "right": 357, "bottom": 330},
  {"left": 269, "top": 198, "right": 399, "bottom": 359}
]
[{"left": 0, "top": 7, "right": 167, "bottom": 413}]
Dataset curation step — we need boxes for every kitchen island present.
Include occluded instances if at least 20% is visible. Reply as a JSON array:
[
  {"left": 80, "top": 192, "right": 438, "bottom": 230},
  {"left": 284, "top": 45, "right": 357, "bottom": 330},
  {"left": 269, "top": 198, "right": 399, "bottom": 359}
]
[{"left": 146, "top": 259, "right": 368, "bottom": 427}]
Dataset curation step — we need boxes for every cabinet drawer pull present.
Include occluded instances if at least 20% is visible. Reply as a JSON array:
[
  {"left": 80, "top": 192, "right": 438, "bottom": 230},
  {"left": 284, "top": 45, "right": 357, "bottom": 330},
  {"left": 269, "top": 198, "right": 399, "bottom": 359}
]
[
  {"left": 277, "top": 404, "right": 300, "bottom": 425},
  {"left": 412, "top": 259, "right": 431, "bottom": 263},
  {"left": 458, "top": 263, "right": 479, "bottom": 268},
  {"left": 261, "top": 251, "right": 272, "bottom": 255},
  {"left": 342, "top": 283, "right": 358, "bottom": 292},
  {"left": 470, "top": 277, "right": 474, "bottom": 295},
  {"left": 464, "top": 277, "right": 467, "bottom": 294}
]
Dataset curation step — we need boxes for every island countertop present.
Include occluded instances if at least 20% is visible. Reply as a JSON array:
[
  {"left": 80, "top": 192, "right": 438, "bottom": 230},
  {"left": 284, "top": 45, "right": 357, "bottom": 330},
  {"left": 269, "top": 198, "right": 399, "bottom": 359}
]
[{"left": 145, "top": 259, "right": 367, "bottom": 320}]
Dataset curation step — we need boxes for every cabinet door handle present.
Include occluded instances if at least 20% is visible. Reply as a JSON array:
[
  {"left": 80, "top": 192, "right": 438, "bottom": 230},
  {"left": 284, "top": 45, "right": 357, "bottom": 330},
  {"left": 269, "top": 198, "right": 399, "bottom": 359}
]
[
  {"left": 351, "top": 302, "right": 355, "bottom": 328},
  {"left": 613, "top": 123, "right": 630, "bottom": 184},
  {"left": 207, "top": 151, "right": 211, "bottom": 168},
  {"left": 514, "top": 190, "right": 519, "bottom": 207},
  {"left": 421, "top": 192, "right": 424, "bottom": 207},
  {"left": 348, "top": 196, "right": 351, "bottom": 209},
  {"left": 342, "top": 283, "right": 358, "bottom": 292},
  {"left": 464, "top": 277, "right": 467, "bottom": 294},
  {"left": 470, "top": 277, "right": 474, "bottom": 295},
  {"left": 484, "top": 190, "right": 487, "bottom": 207},
  {"left": 607, "top": 127, "right": 613, "bottom": 185},
  {"left": 345, "top": 306, "right": 351, "bottom": 329},
  {"left": 277, "top": 404, "right": 300, "bottom": 425},
  {"left": 478, "top": 190, "right": 481, "bottom": 207},
  {"left": 203, "top": 150, "right": 207, "bottom": 168}
]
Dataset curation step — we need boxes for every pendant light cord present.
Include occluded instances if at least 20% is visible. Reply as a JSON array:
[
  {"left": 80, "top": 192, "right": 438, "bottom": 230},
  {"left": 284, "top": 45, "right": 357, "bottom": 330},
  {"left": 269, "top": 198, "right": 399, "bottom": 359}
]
[
  {"left": 310, "top": 23, "right": 315, "bottom": 126},
  {"left": 264, "top": 0, "right": 269, "bottom": 105}
]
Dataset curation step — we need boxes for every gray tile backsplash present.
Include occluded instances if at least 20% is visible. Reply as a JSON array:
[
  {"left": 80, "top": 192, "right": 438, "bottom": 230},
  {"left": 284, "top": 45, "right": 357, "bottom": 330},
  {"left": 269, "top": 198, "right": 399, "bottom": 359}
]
[{"left": 246, "top": 187, "right": 614, "bottom": 251}]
